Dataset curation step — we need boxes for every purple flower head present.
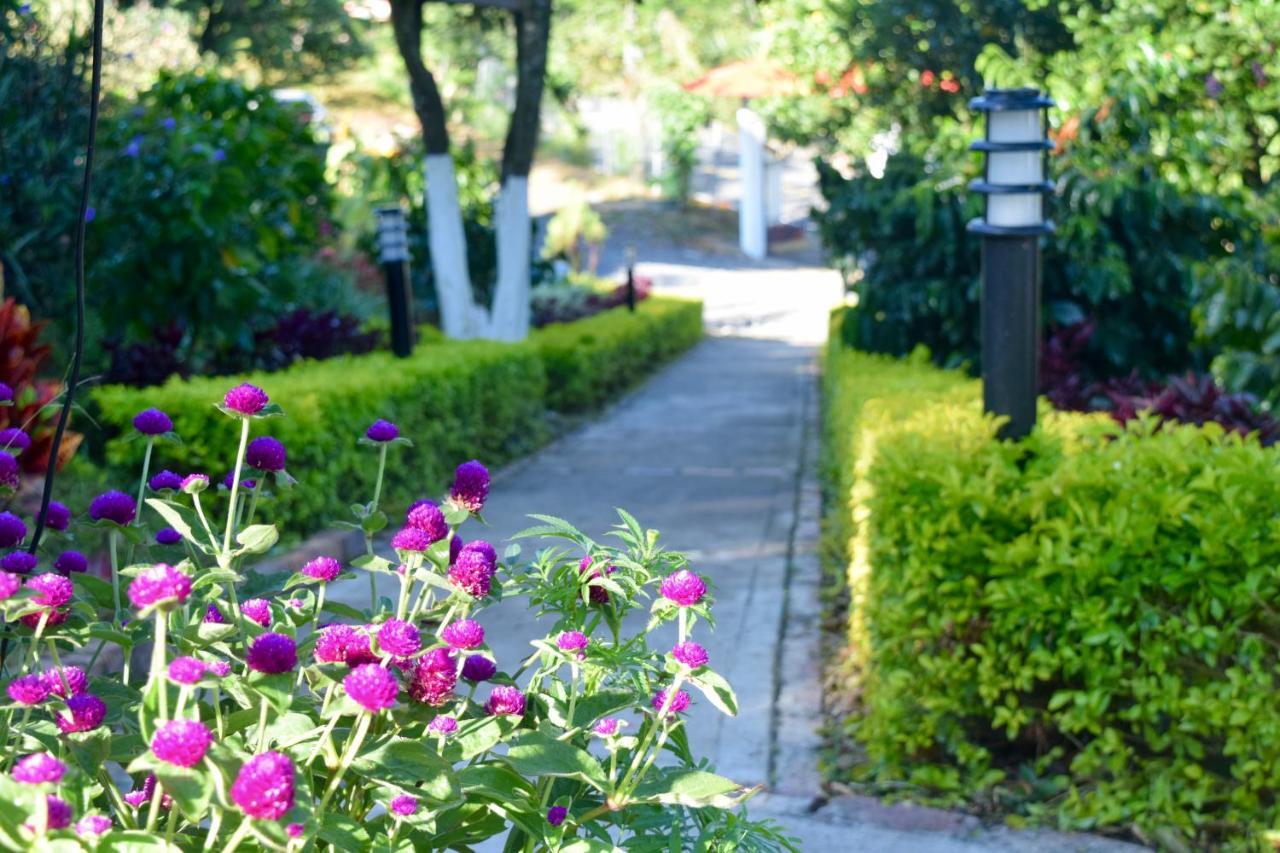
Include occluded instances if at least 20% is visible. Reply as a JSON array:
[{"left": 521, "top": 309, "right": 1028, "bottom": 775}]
[
  {"left": 12, "top": 752, "right": 66, "bottom": 784},
  {"left": 377, "top": 619, "right": 420, "bottom": 657},
  {"left": 45, "top": 502, "right": 69, "bottom": 532},
  {"left": 406, "top": 500, "right": 447, "bottom": 542},
  {"left": 223, "top": 471, "right": 256, "bottom": 490},
  {"left": 0, "top": 571, "right": 19, "bottom": 600},
  {"left": 124, "top": 775, "right": 155, "bottom": 808},
  {"left": 0, "top": 428, "right": 30, "bottom": 452},
  {"left": 162, "top": 117, "right": 176, "bottom": 131},
  {"left": 27, "top": 573, "right": 73, "bottom": 607},
  {"left": 18, "top": 606, "right": 67, "bottom": 630},
  {"left": 155, "top": 527, "right": 181, "bottom": 546},
  {"left": 449, "top": 545, "right": 495, "bottom": 599},
  {"left": 462, "top": 539, "right": 497, "bottom": 565},
  {"left": 44, "top": 795, "right": 72, "bottom": 830},
  {"left": 286, "top": 823, "right": 303, "bottom": 838},
  {"left": 246, "top": 633, "right": 296, "bottom": 674},
  {"left": 651, "top": 688, "right": 691, "bottom": 718},
  {"left": 0, "top": 512, "right": 27, "bottom": 547},
  {"left": 0, "top": 382, "right": 11, "bottom": 403},
  {"left": 149, "top": 470, "right": 183, "bottom": 492},
  {"left": 301, "top": 555, "right": 341, "bottom": 582},
  {"left": 427, "top": 715, "right": 458, "bottom": 736},
  {"left": 245, "top": 436, "right": 286, "bottom": 472},
  {"left": 450, "top": 535, "right": 464, "bottom": 563},
  {"left": 132, "top": 408, "right": 173, "bottom": 436},
  {"left": 366, "top": 419, "right": 399, "bottom": 442},
  {"left": 442, "top": 618, "right": 484, "bottom": 650},
  {"left": 181, "top": 473, "right": 209, "bottom": 494},
  {"left": 208, "top": 661, "right": 231, "bottom": 677},
  {"left": 485, "top": 685, "right": 526, "bottom": 718},
  {"left": 314, "top": 624, "right": 359, "bottom": 664},
  {"left": 204, "top": 603, "right": 226, "bottom": 624},
  {"left": 593, "top": 717, "right": 621, "bottom": 737},
  {"left": 7, "top": 673, "right": 48, "bottom": 705},
  {"left": 2, "top": 552, "right": 37, "bottom": 575},
  {"left": 242, "top": 598, "right": 272, "bottom": 627},
  {"left": 43, "top": 665, "right": 87, "bottom": 697},
  {"left": 557, "top": 631, "right": 589, "bottom": 654},
  {"left": 461, "top": 654, "right": 497, "bottom": 682},
  {"left": 390, "top": 526, "right": 432, "bottom": 553},
  {"left": 231, "top": 752, "right": 295, "bottom": 820},
  {"left": 449, "top": 460, "right": 489, "bottom": 513},
  {"left": 127, "top": 564, "right": 191, "bottom": 610},
  {"left": 659, "top": 570, "right": 706, "bottom": 607},
  {"left": 89, "top": 490, "right": 136, "bottom": 526},
  {"left": 54, "top": 551, "right": 87, "bottom": 575},
  {"left": 76, "top": 815, "right": 112, "bottom": 836},
  {"left": 408, "top": 647, "right": 457, "bottom": 706},
  {"left": 0, "top": 452, "right": 18, "bottom": 490},
  {"left": 223, "top": 383, "right": 269, "bottom": 416},
  {"left": 547, "top": 806, "right": 568, "bottom": 827},
  {"left": 57, "top": 693, "right": 107, "bottom": 732},
  {"left": 1206, "top": 73, "right": 1224, "bottom": 99},
  {"left": 168, "top": 657, "right": 207, "bottom": 685},
  {"left": 345, "top": 664, "right": 397, "bottom": 713},
  {"left": 672, "top": 641, "right": 709, "bottom": 670},
  {"left": 389, "top": 794, "right": 417, "bottom": 816},
  {"left": 151, "top": 719, "right": 212, "bottom": 767}
]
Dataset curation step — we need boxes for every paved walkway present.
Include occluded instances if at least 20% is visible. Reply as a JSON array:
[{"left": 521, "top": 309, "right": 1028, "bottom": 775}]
[{"left": 324, "top": 240, "right": 1140, "bottom": 851}]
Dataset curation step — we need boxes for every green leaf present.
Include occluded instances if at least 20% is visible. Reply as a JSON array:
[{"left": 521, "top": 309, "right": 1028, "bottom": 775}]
[
  {"left": 66, "top": 727, "right": 112, "bottom": 774},
  {"left": 351, "top": 737, "right": 458, "bottom": 801},
  {"left": 318, "top": 814, "right": 372, "bottom": 848},
  {"left": 631, "top": 768, "right": 751, "bottom": 809},
  {"left": 153, "top": 762, "right": 214, "bottom": 819},
  {"left": 143, "top": 498, "right": 203, "bottom": 550},
  {"left": 235, "top": 524, "right": 278, "bottom": 555},
  {"left": 688, "top": 670, "right": 738, "bottom": 717},
  {"left": 504, "top": 728, "right": 609, "bottom": 792},
  {"left": 361, "top": 510, "right": 388, "bottom": 536},
  {"left": 450, "top": 715, "right": 518, "bottom": 761},
  {"left": 247, "top": 671, "right": 294, "bottom": 714}
]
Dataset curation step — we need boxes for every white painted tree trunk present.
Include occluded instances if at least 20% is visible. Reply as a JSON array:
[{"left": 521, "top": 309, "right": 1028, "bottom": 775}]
[
  {"left": 489, "top": 176, "right": 532, "bottom": 342},
  {"left": 424, "top": 154, "right": 482, "bottom": 338},
  {"left": 737, "top": 107, "right": 767, "bottom": 260}
]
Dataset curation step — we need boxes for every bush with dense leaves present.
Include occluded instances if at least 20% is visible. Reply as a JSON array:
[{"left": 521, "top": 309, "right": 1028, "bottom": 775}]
[{"left": 823, "top": 311, "right": 1280, "bottom": 848}]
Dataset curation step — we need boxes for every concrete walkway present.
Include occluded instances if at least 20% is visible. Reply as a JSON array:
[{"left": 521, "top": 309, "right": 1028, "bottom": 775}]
[{"left": 324, "top": 241, "right": 1140, "bottom": 852}]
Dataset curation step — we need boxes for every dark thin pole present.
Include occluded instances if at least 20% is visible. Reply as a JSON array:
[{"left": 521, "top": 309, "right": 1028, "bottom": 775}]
[
  {"left": 28, "top": 0, "right": 104, "bottom": 552},
  {"left": 980, "top": 234, "right": 1040, "bottom": 440},
  {"left": 625, "top": 245, "right": 637, "bottom": 313}
]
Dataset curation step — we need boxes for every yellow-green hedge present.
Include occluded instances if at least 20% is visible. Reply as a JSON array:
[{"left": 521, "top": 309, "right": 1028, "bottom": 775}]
[
  {"left": 823, "top": 309, "right": 1280, "bottom": 849},
  {"left": 90, "top": 298, "right": 702, "bottom": 538}
]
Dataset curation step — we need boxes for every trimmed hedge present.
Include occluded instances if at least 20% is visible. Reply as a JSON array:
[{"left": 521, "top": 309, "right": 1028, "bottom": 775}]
[
  {"left": 89, "top": 297, "right": 702, "bottom": 539},
  {"left": 533, "top": 296, "right": 703, "bottom": 413},
  {"left": 822, "top": 310, "right": 1280, "bottom": 848}
]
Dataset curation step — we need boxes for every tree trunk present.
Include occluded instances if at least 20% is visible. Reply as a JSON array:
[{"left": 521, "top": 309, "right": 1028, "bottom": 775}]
[
  {"left": 390, "top": 0, "right": 478, "bottom": 337},
  {"left": 490, "top": 0, "right": 552, "bottom": 340}
]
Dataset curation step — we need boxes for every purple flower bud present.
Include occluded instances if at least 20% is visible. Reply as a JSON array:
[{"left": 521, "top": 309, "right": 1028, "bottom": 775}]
[
  {"left": 45, "top": 502, "right": 69, "bottom": 531},
  {"left": 659, "top": 570, "right": 706, "bottom": 607},
  {"left": 301, "top": 555, "right": 341, "bottom": 582},
  {"left": 0, "top": 428, "right": 30, "bottom": 453},
  {"left": 223, "top": 383, "right": 269, "bottom": 416},
  {"left": 43, "top": 665, "right": 87, "bottom": 697},
  {"left": 449, "top": 543, "right": 496, "bottom": 599},
  {"left": 151, "top": 719, "right": 212, "bottom": 767},
  {"left": 0, "top": 452, "right": 18, "bottom": 490},
  {"left": 442, "top": 618, "right": 484, "bottom": 650},
  {"left": 168, "top": 657, "right": 207, "bottom": 685},
  {"left": 155, "top": 527, "right": 182, "bottom": 546},
  {"left": 12, "top": 752, "right": 65, "bottom": 784},
  {"left": 132, "top": 408, "right": 173, "bottom": 436},
  {"left": 557, "top": 631, "right": 589, "bottom": 653},
  {"left": 286, "top": 823, "right": 303, "bottom": 838},
  {"left": 671, "top": 641, "right": 709, "bottom": 670},
  {"left": 57, "top": 693, "right": 106, "bottom": 732},
  {"left": 7, "top": 673, "right": 48, "bottom": 705},
  {"left": 389, "top": 794, "right": 417, "bottom": 816},
  {"left": 547, "top": 806, "right": 568, "bottom": 826},
  {"left": 344, "top": 664, "right": 398, "bottom": 713},
  {"left": 485, "top": 685, "right": 525, "bottom": 717},
  {"left": 89, "top": 490, "right": 136, "bottom": 526},
  {"left": 245, "top": 436, "right": 286, "bottom": 472},
  {"left": 448, "top": 460, "right": 489, "bottom": 513},
  {"left": 49, "top": 550, "right": 85, "bottom": 577},
  {"left": 204, "top": 603, "right": 225, "bottom": 624},
  {"left": 406, "top": 500, "right": 447, "bottom": 542},
  {"left": 377, "top": 619, "right": 420, "bottom": 657},
  {"left": 242, "top": 598, "right": 271, "bottom": 627},
  {"left": 2, "top": 552, "right": 38, "bottom": 575},
  {"left": 76, "top": 814, "right": 112, "bottom": 836},
  {"left": 366, "top": 419, "right": 399, "bottom": 442},
  {"left": 593, "top": 717, "right": 621, "bottom": 737},
  {"left": 43, "top": 795, "right": 72, "bottom": 830},
  {"left": 208, "top": 661, "right": 231, "bottom": 677},
  {"left": 427, "top": 715, "right": 458, "bottom": 736},
  {"left": 651, "top": 688, "right": 691, "bottom": 718},
  {"left": 408, "top": 648, "right": 456, "bottom": 706},
  {"left": 148, "top": 470, "right": 183, "bottom": 492},
  {"left": 246, "top": 633, "right": 296, "bottom": 674},
  {"left": 127, "top": 564, "right": 191, "bottom": 610},
  {"left": 390, "top": 526, "right": 432, "bottom": 553},
  {"left": 461, "top": 654, "right": 496, "bottom": 683},
  {"left": 231, "top": 752, "right": 294, "bottom": 820},
  {"left": 27, "top": 573, "right": 72, "bottom": 607},
  {"left": 181, "top": 473, "right": 209, "bottom": 494},
  {"left": 0, "top": 512, "right": 27, "bottom": 547},
  {"left": 0, "top": 383, "right": 11, "bottom": 403},
  {"left": 0, "top": 571, "right": 18, "bottom": 599}
]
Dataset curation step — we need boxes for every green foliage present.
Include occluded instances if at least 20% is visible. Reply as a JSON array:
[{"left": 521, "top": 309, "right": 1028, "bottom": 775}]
[
  {"left": 534, "top": 297, "right": 703, "bottom": 413},
  {"left": 823, "top": 311, "right": 1280, "bottom": 848},
  {"left": 542, "top": 193, "right": 608, "bottom": 274},
  {"left": 651, "top": 87, "right": 710, "bottom": 205}
]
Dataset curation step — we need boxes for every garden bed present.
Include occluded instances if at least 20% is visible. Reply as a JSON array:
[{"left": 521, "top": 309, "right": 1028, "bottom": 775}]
[
  {"left": 821, "top": 309, "right": 1280, "bottom": 849},
  {"left": 91, "top": 297, "right": 703, "bottom": 540}
]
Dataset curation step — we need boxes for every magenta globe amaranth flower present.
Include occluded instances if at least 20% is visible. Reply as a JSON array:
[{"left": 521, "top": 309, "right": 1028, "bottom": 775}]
[
  {"left": 151, "top": 719, "right": 212, "bottom": 768},
  {"left": 43, "top": 795, "right": 72, "bottom": 830},
  {"left": 0, "top": 383, "right": 11, "bottom": 403},
  {"left": 0, "top": 571, "right": 19, "bottom": 600},
  {"left": 57, "top": 693, "right": 107, "bottom": 732},
  {"left": 12, "top": 753, "right": 65, "bottom": 784},
  {"left": 672, "top": 641, "right": 709, "bottom": 670},
  {"left": 208, "top": 661, "right": 231, "bottom": 678},
  {"left": 442, "top": 618, "right": 484, "bottom": 650},
  {"left": 0, "top": 511, "right": 27, "bottom": 547},
  {"left": 301, "top": 555, "right": 341, "bottom": 582},
  {"left": 286, "top": 823, "right": 303, "bottom": 838},
  {"left": 45, "top": 501, "right": 69, "bottom": 532},
  {"left": 408, "top": 648, "right": 457, "bottom": 706},
  {"left": 0, "top": 452, "right": 18, "bottom": 490},
  {"left": 366, "top": 419, "right": 399, "bottom": 442},
  {"left": 7, "top": 673, "right": 48, "bottom": 705},
  {"left": 231, "top": 752, "right": 295, "bottom": 820},
  {"left": 223, "top": 383, "right": 269, "bottom": 416},
  {"left": 557, "top": 631, "right": 589, "bottom": 655},
  {"left": 2, "top": 552, "right": 37, "bottom": 575},
  {"left": 89, "top": 490, "right": 136, "bottom": 526},
  {"left": 547, "top": 806, "right": 568, "bottom": 826},
  {"left": 461, "top": 654, "right": 496, "bottom": 682},
  {"left": 485, "top": 685, "right": 526, "bottom": 718},
  {"left": 427, "top": 715, "right": 458, "bottom": 736},
  {"left": 406, "top": 500, "right": 448, "bottom": 543},
  {"left": 449, "top": 460, "right": 490, "bottom": 513},
  {"left": 246, "top": 633, "right": 297, "bottom": 674},
  {"left": 43, "top": 665, "right": 87, "bottom": 697},
  {"left": 660, "top": 569, "right": 707, "bottom": 607},
  {"left": 148, "top": 470, "right": 183, "bottom": 492},
  {"left": 449, "top": 542, "right": 496, "bottom": 599},
  {"left": 76, "top": 815, "right": 112, "bottom": 836},
  {"left": 593, "top": 717, "right": 621, "bottom": 737},
  {"left": 314, "top": 624, "right": 360, "bottom": 665},
  {"left": 124, "top": 775, "right": 156, "bottom": 808},
  {"left": 345, "top": 664, "right": 398, "bottom": 713},
  {"left": 651, "top": 688, "right": 692, "bottom": 718},
  {"left": 53, "top": 550, "right": 87, "bottom": 575},
  {"left": 245, "top": 436, "right": 287, "bottom": 472},
  {"left": 389, "top": 794, "right": 417, "bottom": 817},
  {"left": 222, "top": 471, "right": 256, "bottom": 490},
  {"left": 0, "top": 428, "right": 30, "bottom": 452},
  {"left": 579, "top": 555, "right": 617, "bottom": 605},
  {"left": 132, "top": 408, "right": 173, "bottom": 436},
  {"left": 154, "top": 528, "right": 181, "bottom": 546},
  {"left": 390, "top": 526, "right": 432, "bottom": 553},
  {"left": 27, "top": 573, "right": 73, "bottom": 607},
  {"left": 168, "top": 657, "right": 206, "bottom": 685},
  {"left": 242, "top": 598, "right": 272, "bottom": 627},
  {"left": 377, "top": 619, "right": 420, "bottom": 657},
  {"left": 127, "top": 564, "right": 191, "bottom": 610},
  {"left": 204, "top": 603, "right": 226, "bottom": 624}
]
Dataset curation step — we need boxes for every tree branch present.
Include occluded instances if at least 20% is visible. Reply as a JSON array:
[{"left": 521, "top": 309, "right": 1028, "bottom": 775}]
[
  {"left": 390, "top": 0, "right": 451, "bottom": 155},
  {"left": 501, "top": 0, "right": 552, "bottom": 180}
]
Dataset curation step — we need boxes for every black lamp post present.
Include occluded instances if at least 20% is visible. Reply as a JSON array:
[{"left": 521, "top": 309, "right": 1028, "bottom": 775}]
[
  {"left": 967, "top": 88, "right": 1055, "bottom": 440},
  {"left": 624, "top": 244, "right": 637, "bottom": 313},
  {"left": 376, "top": 205, "right": 415, "bottom": 358}
]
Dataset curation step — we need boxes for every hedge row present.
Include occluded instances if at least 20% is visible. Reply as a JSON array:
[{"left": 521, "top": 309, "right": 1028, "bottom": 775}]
[
  {"left": 90, "top": 297, "right": 702, "bottom": 539},
  {"left": 822, "top": 310, "right": 1280, "bottom": 849}
]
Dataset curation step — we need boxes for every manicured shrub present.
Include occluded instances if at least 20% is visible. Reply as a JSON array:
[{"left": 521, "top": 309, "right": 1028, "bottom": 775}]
[
  {"left": 823, "top": 311, "right": 1280, "bottom": 848},
  {"left": 534, "top": 297, "right": 702, "bottom": 413}
]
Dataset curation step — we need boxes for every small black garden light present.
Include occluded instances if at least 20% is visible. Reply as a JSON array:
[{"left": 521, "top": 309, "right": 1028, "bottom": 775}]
[
  {"left": 625, "top": 244, "right": 637, "bottom": 313},
  {"left": 967, "top": 87, "right": 1055, "bottom": 440},
  {"left": 376, "top": 205, "right": 416, "bottom": 358}
]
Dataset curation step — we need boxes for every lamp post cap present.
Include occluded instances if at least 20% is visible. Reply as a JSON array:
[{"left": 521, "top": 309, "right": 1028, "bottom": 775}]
[{"left": 969, "top": 88, "right": 1055, "bottom": 112}]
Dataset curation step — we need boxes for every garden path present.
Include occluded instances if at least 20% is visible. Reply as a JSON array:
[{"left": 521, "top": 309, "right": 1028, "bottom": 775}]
[{"left": 327, "top": 233, "right": 1139, "bottom": 851}]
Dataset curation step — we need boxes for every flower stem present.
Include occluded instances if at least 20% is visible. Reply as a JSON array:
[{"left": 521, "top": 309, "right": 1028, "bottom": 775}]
[
  {"left": 222, "top": 818, "right": 252, "bottom": 851},
  {"left": 202, "top": 807, "right": 222, "bottom": 850},
  {"left": 134, "top": 437, "right": 154, "bottom": 528},
  {"left": 45, "top": 640, "right": 70, "bottom": 693},
  {"left": 244, "top": 479, "right": 262, "bottom": 527},
  {"left": 145, "top": 780, "right": 164, "bottom": 831},
  {"left": 316, "top": 713, "right": 371, "bottom": 818},
  {"left": 255, "top": 695, "right": 271, "bottom": 752},
  {"left": 108, "top": 530, "right": 122, "bottom": 624},
  {"left": 149, "top": 611, "right": 169, "bottom": 722},
  {"left": 222, "top": 418, "right": 251, "bottom": 557},
  {"left": 371, "top": 444, "right": 388, "bottom": 516},
  {"left": 192, "top": 493, "right": 218, "bottom": 551}
]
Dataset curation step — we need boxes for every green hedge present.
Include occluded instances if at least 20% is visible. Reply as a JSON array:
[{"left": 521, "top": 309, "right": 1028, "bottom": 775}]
[
  {"left": 89, "top": 297, "right": 702, "bottom": 539},
  {"left": 533, "top": 296, "right": 703, "bottom": 413},
  {"left": 822, "top": 310, "right": 1280, "bottom": 848}
]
